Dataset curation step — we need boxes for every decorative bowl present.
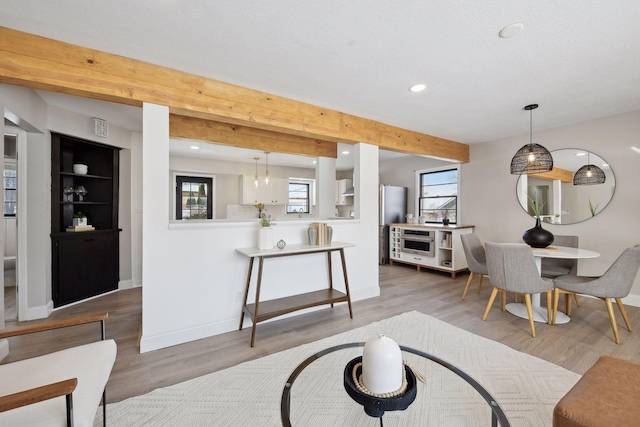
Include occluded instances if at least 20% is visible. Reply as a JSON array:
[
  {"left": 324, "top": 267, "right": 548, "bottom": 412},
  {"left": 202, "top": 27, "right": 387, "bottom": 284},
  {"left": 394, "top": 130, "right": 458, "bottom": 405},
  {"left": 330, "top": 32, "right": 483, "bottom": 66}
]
[{"left": 73, "top": 164, "right": 88, "bottom": 175}]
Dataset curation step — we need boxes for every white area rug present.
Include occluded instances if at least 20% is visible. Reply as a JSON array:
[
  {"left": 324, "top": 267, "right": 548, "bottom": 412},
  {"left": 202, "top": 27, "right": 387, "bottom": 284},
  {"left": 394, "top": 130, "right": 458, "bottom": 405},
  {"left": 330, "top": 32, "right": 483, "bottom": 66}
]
[{"left": 94, "top": 311, "right": 580, "bottom": 426}]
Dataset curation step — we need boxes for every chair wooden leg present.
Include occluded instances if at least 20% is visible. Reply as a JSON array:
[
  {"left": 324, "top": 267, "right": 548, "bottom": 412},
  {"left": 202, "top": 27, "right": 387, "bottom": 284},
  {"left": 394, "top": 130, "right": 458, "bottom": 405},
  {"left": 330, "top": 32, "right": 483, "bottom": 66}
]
[
  {"left": 546, "top": 290, "right": 552, "bottom": 325},
  {"left": 477, "top": 275, "right": 484, "bottom": 293},
  {"left": 616, "top": 298, "right": 633, "bottom": 332},
  {"left": 573, "top": 294, "right": 581, "bottom": 307},
  {"left": 461, "top": 272, "right": 475, "bottom": 299},
  {"left": 553, "top": 288, "right": 561, "bottom": 324},
  {"left": 514, "top": 292, "right": 520, "bottom": 303},
  {"left": 500, "top": 290, "right": 506, "bottom": 311},
  {"left": 564, "top": 294, "right": 573, "bottom": 316},
  {"left": 604, "top": 298, "right": 621, "bottom": 344},
  {"left": 482, "top": 287, "right": 499, "bottom": 320},
  {"left": 524, "top": 293, "right": 536, "bottom": 337}
]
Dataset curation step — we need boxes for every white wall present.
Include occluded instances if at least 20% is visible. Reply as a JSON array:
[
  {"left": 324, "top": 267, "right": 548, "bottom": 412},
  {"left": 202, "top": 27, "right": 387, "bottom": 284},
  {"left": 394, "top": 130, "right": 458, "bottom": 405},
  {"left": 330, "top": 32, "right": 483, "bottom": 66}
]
[
  {"left": 140, "top": 104, "right": 381, "bottom": 352},
  {"left": 462, "top": 110, "right": 640, "bottom": 301},
  {"left": 379, "top": 156, "right": 453, "bottom": 215}
]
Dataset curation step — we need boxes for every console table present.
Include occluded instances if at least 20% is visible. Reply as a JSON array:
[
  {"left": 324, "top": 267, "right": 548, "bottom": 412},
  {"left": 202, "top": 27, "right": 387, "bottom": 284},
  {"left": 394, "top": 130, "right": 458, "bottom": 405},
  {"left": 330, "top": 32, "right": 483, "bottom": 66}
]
[{"left": 236, "top": 241, "right": 355, "bottom": 347}]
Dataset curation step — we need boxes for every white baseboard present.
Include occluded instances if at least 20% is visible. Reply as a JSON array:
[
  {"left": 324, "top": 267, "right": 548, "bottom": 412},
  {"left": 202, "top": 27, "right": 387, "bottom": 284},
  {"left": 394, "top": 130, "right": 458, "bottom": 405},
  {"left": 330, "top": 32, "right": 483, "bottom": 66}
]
[
  {"left": 140, "top": 285, "right": 380, "bottom": 353},
  {"left": 21, "top": 300, "right": 53, "bottom": 321},
  {"left": 140, "top": 318, "right": 238, "bottom": 353},
  {"left": 623, "top": 293, "right": 640, "bottom": 308},
  {"left": 118, "top": 279, "right": 134, "bottom": 290}
]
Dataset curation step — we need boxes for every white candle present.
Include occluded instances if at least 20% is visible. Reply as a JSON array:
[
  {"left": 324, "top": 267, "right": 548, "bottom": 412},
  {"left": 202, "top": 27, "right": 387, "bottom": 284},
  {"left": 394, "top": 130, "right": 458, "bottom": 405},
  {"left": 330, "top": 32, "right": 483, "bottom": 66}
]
[{"left": 362, "top": 334, "right": 403, "bottom": 395}]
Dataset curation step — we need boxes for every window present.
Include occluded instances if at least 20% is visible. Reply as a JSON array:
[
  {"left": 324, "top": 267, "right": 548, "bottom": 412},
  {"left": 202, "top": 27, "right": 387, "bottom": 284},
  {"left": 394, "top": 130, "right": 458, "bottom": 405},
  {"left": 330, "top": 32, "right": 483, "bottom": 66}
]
[
  {"left": 175, "top": 176, "right": 213, "bottom": 220},
  {"left": 287, "top": 182, "right": 310, "bottom": 214},
  {"left": 418, "top": 168, "right": 458, "bottom": 224},
  {"left": 4, "top": 166, "right": 16, "bottom": 216}
]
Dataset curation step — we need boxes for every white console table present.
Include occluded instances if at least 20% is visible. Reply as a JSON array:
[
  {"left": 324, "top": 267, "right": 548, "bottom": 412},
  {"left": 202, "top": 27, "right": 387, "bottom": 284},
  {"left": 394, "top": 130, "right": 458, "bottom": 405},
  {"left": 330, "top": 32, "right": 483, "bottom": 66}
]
[{"left": 236, "top": 241, "right": 355, "bottom": 347}]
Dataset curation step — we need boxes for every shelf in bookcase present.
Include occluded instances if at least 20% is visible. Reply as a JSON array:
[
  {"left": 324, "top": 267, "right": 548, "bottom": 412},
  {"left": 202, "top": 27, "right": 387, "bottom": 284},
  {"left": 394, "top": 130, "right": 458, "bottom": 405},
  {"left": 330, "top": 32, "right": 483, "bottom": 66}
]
[{"left": 60, "top": 171, "right": 112, "bottom": 180}]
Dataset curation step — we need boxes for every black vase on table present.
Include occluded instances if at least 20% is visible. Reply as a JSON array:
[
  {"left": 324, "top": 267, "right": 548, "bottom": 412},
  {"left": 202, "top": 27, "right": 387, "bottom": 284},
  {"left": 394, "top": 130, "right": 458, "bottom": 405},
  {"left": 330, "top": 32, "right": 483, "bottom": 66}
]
[{"left": 523, "top": 217, "right": 554, "bottom": 248}]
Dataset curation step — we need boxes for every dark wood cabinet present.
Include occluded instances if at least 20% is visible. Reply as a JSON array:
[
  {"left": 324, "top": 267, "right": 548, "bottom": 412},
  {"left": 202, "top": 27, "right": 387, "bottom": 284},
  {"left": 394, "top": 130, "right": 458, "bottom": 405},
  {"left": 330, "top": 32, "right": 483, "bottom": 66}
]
[{"left": 51, "top": 133, "right": 120, "bottom": 307}]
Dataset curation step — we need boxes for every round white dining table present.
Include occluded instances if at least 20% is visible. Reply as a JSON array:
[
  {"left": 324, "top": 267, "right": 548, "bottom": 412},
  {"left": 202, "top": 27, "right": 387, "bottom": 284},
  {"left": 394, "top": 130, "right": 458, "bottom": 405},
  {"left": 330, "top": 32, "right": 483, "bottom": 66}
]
[{"left": 505, "top": 245, "right": 600, "bottom": 324}]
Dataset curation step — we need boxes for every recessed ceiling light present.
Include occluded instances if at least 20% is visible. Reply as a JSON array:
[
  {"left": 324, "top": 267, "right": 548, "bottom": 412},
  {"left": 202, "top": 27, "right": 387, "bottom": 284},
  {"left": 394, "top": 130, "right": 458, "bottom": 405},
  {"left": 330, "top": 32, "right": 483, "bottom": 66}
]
[
  {"left": 190, "top": 145, "right": 200, "bottom": 150},
  {"left": 409, "top": 84, "right": 427, "bottom": 93},
  {"left": 342, "top": 150, "right": 350, "bottom": 155},
  {"left": 499, "top": 22, "right": 525, "bottom": 38}
]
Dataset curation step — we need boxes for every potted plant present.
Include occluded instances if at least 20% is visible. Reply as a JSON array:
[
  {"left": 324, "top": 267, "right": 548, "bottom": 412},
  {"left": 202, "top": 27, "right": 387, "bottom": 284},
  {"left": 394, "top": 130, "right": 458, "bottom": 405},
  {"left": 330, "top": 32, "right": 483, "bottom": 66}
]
[
  {"left": 254, "top": 202, "right": 265, "bottom": 219},
  {"left": 258, "top": 213, "right": 275, "bottom": 249},
  {"left": 441, "top": 210, "right": 450, "bottom": 226},
  {"left": 73, "top": 211, "right": 87, "bottom": 227}
]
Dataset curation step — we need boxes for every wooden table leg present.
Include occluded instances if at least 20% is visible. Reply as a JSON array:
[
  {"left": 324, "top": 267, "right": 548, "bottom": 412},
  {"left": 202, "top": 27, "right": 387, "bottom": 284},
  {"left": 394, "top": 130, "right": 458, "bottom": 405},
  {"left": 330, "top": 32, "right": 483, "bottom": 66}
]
[
  {"left": 339, "top": 248, "right": 354, "bottom": 319},
  {"left": 250, "top": 256, "right": 265, "bottom": 347},
  {"left": 327, "top": 251, "right": 334, "bottom": 307},
  {"left": 238, "top": 257, "right": 254, "bottom": 330}
]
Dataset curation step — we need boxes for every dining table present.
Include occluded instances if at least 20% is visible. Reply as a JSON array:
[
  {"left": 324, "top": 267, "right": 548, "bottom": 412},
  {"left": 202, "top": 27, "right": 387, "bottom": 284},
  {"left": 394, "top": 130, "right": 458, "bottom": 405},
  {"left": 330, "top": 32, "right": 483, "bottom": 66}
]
[{"left": 505, "top": 245, "right": 600, "bottom": 324}]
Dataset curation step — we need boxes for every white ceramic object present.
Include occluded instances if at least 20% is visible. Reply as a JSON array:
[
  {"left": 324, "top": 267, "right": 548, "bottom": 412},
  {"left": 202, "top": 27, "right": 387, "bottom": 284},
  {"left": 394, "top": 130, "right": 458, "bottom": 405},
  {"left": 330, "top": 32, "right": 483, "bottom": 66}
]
[
  {"left": 362, "top": 334, "right": 403, "bottom": 394},
  {"left": 73, "top": 217, "right": 87, "bottom": 227},
  {"left": 258, "top": 227, "right": 273, "bottom": 250},
  {"left": 73, "top": 164, "right": 88, "bottom": 175}
]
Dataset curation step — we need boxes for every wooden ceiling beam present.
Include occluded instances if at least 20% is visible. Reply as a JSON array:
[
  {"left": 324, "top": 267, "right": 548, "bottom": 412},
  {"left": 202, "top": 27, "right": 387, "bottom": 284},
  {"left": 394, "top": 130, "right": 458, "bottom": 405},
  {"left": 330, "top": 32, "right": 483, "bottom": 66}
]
[
  {"left": 530, "top": 167, "right": 573, "bottom": 183},
  {"left": 169, "top": 115, "right": 337, "bottom": 158},
  {"left": 0, "top": 26, "right": 469, "bottom": 163}
]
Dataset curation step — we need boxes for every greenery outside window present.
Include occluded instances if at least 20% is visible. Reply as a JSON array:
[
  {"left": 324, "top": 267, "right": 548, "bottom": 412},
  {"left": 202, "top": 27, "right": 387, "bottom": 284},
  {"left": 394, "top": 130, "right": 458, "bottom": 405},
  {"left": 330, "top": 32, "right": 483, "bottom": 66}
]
[
  {"left": 4, "top": 166, "right": 17, "bottom": 216},
  {"left": 176, "top": 176, "right": 213, "bottom": 220},
  {"left": 287, "top": 182, "right": 310, "bottom": 214},
  {"left": 418, "top": 168, "right": 458, "bottom": 224}
]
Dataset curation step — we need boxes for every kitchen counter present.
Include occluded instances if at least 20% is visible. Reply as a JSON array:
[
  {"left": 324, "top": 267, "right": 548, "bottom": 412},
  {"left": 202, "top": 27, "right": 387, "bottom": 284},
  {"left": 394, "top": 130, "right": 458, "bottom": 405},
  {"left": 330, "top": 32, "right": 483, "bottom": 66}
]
[{"left": 388, "top": 223, "right": 475, "bottom": 230}]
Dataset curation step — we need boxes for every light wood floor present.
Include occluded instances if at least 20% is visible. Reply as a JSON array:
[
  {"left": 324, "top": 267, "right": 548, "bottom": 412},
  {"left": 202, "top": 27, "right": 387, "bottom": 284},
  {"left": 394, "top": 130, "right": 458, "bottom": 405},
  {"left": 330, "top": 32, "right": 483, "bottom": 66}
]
[{"left": 3, "top": 263, "right": 640, "bottom": 404}]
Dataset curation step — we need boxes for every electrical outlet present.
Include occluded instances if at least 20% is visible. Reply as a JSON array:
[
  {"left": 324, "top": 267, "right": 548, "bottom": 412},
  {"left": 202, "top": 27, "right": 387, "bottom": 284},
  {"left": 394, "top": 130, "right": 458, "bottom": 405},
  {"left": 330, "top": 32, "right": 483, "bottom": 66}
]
[{"left": 236, "top": 290, "right": 243, "bottom": 302}]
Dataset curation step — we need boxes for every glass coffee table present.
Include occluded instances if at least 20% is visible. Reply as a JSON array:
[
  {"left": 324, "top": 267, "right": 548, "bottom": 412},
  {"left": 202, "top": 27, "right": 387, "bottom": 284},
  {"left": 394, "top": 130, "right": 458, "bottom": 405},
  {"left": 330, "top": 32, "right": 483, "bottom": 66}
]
[{"left": 281, "top": 343, "right": 510, "bottom": 427}]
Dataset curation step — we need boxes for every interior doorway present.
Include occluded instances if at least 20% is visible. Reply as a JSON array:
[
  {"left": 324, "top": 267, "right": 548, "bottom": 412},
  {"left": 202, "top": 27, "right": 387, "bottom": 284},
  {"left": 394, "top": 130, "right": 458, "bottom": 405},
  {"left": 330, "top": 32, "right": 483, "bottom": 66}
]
[{"left": 3, "top": 130, "right": 18, "bottom": 322}]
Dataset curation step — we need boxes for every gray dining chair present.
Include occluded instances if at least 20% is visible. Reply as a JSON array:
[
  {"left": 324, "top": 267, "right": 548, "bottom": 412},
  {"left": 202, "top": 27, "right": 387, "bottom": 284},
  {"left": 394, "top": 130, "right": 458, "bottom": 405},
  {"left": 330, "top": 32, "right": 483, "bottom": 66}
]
[
  {"left": 541, "top": 235, "right": 581, "bottom": 313},
  {"left": 460, "top": 234, "right": 488, "bottom": 299},
  {"left": 553, "top": 246, "right": 640, "bottom": 344},
  {"left": 483, "top": 242, "right": 554, "bottom": 337}
]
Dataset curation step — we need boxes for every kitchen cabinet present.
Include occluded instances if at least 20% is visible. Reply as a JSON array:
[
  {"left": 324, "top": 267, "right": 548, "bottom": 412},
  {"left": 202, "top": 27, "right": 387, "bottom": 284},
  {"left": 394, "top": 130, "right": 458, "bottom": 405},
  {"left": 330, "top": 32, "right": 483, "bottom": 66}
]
[
  {"left": 240, "top": 175, "right": 289, "bottom": 205},
  {"left": 50, "top": 133, "right": 120, "bottom": 307},
  {"left": 335, "top": 179, "right": 353, "bottom": 205},
  {"left": 389, "top": 224, "right": 473, "bottom": 278}
]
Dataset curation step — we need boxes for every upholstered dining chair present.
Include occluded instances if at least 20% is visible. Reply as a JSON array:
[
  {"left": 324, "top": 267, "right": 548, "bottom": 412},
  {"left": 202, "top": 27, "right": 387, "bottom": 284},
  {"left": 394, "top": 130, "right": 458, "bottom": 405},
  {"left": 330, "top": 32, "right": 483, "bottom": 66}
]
[
  {"left": 553, "top": 245, "right": 640, "bottom": 344},
  {"left": 541, "top": 235, "right": 581, "bottom": 313},
  {"left": 460, "top": 234, "right": 488, "bottom": 299},
  {"left": 483, "top": 242, "right": 554, "bottom": 337}
]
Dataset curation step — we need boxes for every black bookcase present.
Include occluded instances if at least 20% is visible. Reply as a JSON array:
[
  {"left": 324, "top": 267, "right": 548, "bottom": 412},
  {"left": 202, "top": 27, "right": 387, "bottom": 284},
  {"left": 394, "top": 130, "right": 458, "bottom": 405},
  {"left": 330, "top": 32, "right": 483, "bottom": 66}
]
[{"left": 51, "top": 132, "right": 120, "bottom": 307}]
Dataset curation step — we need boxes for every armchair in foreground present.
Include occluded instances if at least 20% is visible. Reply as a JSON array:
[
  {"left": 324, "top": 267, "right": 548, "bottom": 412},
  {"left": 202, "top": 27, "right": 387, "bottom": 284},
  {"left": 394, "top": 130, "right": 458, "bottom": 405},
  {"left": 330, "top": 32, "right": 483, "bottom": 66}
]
[{"left": 0, "top": 312, "right": 116, "bottom": 426}]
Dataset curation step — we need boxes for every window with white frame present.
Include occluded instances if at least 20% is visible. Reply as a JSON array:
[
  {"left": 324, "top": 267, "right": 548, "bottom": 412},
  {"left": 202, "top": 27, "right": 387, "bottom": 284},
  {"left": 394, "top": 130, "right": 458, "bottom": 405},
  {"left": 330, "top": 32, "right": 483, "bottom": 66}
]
[{"left": 418, "top": 167, "right": 459, "bottom": 224}]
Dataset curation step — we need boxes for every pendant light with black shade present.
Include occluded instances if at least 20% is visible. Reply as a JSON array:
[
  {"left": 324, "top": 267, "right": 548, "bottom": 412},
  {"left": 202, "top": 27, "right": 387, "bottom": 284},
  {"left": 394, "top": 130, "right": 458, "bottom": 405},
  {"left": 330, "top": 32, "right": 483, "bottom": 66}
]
[
  {"left": 573, "top": 151, "right": 606, "bottom": 185},
  {"left": 510, "top": 104, "right": 554, "bottom": 175}
]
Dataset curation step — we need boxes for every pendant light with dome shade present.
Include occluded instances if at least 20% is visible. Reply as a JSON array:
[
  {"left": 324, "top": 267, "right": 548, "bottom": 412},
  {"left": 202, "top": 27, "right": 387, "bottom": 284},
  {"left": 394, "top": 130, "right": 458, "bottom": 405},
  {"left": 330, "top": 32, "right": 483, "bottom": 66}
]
[
  {"left": 510, "top": 104, "right": 554, "bottom": 175},
  {"left": 573, "top": 151, "right": 606, "bottom": 185}
]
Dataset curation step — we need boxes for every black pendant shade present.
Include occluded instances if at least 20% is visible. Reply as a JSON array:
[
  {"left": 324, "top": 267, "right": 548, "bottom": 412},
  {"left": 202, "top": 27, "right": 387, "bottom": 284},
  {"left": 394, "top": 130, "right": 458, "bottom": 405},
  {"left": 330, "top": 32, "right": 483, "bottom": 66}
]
[
  {"left": 573, "top": 152, "right": 606, "bottom": 185},
  {"left": 510, "top": 104, "right": 553, "bottom": 175}
]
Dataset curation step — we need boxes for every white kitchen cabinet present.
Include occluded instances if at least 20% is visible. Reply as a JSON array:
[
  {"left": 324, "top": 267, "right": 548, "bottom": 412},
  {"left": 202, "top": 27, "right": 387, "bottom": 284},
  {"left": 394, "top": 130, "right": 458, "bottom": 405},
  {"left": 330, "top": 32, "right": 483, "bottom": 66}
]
[
  {"left": 240, "top": 176, "right": 289, "bottom": 205},
  {"left": 389, "top": 224, "right": 474, "bottom": 278},
  {"left": 335, "top": 179, "right": 353, "bottom": 205}
]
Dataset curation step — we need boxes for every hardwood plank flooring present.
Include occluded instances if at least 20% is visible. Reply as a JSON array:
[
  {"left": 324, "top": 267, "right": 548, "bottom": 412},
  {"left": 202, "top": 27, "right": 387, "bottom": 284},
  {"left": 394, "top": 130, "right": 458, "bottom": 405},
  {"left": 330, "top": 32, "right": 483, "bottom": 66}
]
[{"left": 3, "top": 263, "right": 640, "bottom": 404}]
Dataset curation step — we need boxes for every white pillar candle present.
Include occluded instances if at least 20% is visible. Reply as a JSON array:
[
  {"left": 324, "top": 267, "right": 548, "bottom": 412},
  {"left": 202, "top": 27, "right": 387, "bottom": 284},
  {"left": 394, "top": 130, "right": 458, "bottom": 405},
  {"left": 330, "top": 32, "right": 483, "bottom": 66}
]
[{"left": 362, "top": 334, "right": 403, "bottom": 395}]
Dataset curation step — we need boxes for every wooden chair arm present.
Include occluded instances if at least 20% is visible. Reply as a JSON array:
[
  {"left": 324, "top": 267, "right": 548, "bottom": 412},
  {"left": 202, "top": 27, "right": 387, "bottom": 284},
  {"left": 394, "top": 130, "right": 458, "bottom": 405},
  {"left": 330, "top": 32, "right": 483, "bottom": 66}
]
[
  {"left": 0, "top": 378, "right": 78, "bottom": 413},
  {"left": 0, "top": 312, "right": 108, "bottom": 340}
]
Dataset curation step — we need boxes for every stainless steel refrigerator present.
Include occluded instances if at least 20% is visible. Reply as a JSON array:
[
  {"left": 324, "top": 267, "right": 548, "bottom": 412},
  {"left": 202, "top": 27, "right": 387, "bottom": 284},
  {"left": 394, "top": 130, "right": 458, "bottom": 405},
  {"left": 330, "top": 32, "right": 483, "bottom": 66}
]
[{"left": 379, "top": 185, "right": 408, "bottom": 264}]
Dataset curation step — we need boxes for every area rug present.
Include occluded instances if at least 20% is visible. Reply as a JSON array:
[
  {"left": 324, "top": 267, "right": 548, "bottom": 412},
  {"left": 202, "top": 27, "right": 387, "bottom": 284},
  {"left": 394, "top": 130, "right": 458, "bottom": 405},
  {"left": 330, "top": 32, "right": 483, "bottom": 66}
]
[{"left": 94, "top": 311, "right": 580, "bottom": 426}]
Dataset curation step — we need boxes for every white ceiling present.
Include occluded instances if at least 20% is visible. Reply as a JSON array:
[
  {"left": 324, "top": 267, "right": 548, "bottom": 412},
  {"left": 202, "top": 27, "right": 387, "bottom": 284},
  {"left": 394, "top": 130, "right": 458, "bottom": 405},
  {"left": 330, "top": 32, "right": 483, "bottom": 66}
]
[{"left": 3, "top": 1, "right": 640, "bottom": 155}]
